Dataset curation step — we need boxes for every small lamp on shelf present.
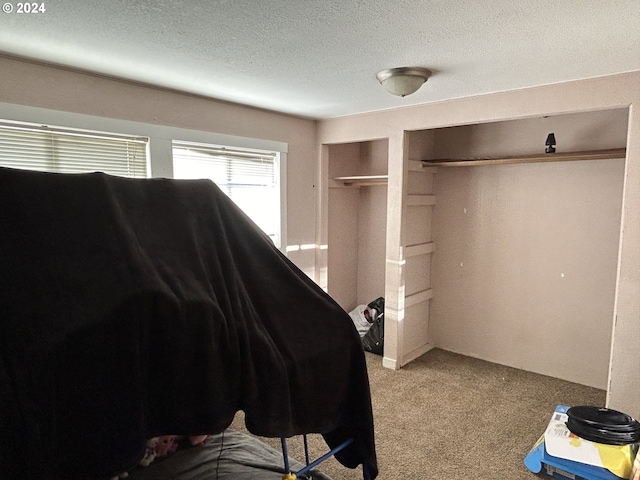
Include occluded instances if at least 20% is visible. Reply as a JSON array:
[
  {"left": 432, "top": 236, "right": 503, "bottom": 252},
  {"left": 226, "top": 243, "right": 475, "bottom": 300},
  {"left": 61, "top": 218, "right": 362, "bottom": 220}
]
[{"left": 545, "top": 133, "right": 556, "bottom": 153}]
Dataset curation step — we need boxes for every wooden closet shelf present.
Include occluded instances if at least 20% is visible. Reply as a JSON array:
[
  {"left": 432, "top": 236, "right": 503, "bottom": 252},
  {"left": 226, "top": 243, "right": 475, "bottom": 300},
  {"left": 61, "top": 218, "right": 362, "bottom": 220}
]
[
  {"left": 421, "top": 148, "right": 626, "bottom": 167},
  {"left": 332, "top": 174, "right": 388, "bottom": 186}
]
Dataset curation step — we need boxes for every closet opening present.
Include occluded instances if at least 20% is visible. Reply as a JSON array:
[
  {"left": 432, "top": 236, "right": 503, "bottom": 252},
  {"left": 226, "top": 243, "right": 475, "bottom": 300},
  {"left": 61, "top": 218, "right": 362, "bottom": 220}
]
[
  {"left": 326, "top": 138, "right": 389, "bottom": 313},
  {"left": 410, "top": 107, "right": 628, "bottom": 391}
]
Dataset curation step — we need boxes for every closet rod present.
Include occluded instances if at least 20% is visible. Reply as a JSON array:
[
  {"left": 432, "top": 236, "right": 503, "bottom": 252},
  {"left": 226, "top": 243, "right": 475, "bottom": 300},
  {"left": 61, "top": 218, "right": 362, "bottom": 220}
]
[{"left": 422, "top": 148, "right": 626, "bottom": 167}]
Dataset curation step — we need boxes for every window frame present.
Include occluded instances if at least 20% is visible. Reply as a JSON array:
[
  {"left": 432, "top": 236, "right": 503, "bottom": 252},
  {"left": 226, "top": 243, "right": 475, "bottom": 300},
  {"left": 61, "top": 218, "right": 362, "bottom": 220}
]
[
  {"left": 172, "top": 140, "right": 283, "bottom": 248},
  {"left": 0, "top": 119, "right": 150, "bottom": 178},
  {"left": 0, "top": 102, "right": 288, "bottom": 252}
]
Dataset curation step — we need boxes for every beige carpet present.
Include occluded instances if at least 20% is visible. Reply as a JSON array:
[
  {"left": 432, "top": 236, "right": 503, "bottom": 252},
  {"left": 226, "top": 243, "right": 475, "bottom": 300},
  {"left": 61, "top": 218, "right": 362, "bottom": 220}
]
[{"left": 231, "top": 348, "right": 606, "bottom": 479}]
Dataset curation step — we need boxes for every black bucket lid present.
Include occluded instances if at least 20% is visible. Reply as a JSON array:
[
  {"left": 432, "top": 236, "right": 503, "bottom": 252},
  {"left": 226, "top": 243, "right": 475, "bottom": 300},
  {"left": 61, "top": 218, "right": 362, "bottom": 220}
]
[{"left": 566, "top": 406, "right": 640, "bottom": 445}]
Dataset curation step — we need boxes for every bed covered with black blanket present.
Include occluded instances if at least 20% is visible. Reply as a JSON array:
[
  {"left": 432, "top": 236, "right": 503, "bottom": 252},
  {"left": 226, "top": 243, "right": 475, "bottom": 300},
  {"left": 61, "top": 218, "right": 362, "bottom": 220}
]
[{"left": 0, "top": 167, "right": 378, "bottom": 479}]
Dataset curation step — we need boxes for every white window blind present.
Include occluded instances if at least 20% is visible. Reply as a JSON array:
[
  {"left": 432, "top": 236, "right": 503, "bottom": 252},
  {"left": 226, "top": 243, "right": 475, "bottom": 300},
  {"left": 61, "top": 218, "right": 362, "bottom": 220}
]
[
  {"left": 0, "top": 120, "right": 148, "bottom": 177},
  {"left": 172, "top": 141, "right": 280, "bottom": 246}
]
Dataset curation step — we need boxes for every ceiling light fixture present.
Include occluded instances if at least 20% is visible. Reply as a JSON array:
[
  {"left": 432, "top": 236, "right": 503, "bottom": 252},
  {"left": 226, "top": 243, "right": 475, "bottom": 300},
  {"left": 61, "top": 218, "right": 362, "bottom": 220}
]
[{"left": 376, "top": 67, "right": 432, "bottom": 97}]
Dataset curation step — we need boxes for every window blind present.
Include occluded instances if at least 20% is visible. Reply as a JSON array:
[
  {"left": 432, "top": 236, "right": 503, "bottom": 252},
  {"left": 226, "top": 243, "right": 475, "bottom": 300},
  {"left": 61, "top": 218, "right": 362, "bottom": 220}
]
[
  {"left": 0, "top": 121, "right": 148, "bottom": 178},
  {"left": 172, "top": 141, "right": 280, "bottom": 245}
]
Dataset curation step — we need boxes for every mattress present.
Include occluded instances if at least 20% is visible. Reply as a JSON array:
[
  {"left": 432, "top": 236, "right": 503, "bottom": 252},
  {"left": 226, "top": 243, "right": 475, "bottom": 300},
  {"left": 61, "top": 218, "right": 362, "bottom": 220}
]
[{"left": 126, "top": 429, "right": 333, "bottom": 480}]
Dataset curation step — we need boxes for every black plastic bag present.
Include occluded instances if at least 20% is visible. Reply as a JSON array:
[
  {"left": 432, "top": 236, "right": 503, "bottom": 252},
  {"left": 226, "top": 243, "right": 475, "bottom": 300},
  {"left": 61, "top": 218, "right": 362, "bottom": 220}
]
[{"left": 362, "top": 297, "right": 384, "bottom": 355}]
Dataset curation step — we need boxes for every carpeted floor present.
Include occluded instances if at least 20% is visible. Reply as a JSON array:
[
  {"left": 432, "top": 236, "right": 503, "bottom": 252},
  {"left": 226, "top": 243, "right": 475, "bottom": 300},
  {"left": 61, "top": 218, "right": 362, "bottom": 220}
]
[{"left": 231, "top": 348, "right": 606, "bottom": 479}]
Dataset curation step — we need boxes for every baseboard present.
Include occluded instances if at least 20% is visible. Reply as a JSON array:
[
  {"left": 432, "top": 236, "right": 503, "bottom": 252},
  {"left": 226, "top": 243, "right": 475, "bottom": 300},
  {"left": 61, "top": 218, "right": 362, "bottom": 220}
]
[
  {"left": 382, "top": 356, "right": 398, "bottom": 370},
  {"left": 401, "top": 343, "right": 435, "bottom": 367}
]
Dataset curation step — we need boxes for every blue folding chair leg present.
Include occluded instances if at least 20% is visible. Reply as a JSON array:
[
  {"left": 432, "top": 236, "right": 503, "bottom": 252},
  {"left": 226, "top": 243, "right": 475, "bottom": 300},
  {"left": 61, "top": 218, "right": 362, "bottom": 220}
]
[{"left": 281, "top": 436, "right": 359, "bottom": 479}]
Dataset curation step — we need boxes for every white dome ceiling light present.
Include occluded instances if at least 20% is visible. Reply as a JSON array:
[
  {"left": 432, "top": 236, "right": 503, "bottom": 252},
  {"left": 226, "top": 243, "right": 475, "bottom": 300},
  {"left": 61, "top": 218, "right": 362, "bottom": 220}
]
[{"left": 376, "top": 67, "right": 433, "bottom": 97}]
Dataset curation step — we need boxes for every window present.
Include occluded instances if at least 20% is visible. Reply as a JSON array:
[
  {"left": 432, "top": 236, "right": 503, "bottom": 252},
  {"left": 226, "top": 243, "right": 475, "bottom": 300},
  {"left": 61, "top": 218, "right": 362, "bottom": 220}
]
[
  {"left": 172, "top": 141, "right": 281, "bottom": 247},
  {"left": 0, "top": 120, "right": 148, "bottom": 177}
]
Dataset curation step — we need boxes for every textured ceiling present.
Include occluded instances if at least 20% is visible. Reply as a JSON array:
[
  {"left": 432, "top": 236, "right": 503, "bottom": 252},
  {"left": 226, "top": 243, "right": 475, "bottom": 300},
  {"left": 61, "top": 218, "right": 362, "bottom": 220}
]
[{"left": 1, "top": 0, "right": 639, "bottom": 118}]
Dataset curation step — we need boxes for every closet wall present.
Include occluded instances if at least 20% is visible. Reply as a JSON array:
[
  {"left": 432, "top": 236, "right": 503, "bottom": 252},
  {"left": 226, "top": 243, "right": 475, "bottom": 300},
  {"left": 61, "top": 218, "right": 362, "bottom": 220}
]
[
  {"left": 327, "top": 139, "right": 388, "bottom": 311},
  {"left": 425, "top": 109, "right": 628, "bottom": 389}
]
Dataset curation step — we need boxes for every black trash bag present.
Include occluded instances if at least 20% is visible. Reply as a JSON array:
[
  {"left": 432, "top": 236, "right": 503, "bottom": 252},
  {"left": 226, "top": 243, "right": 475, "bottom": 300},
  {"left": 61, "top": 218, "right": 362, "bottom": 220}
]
[{"left": 362, "top": 297, "right": 384, "bottom": 355}]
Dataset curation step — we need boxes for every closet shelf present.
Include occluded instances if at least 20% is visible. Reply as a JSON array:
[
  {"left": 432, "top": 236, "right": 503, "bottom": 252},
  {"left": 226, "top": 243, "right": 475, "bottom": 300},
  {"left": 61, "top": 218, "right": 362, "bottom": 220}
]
[
  {"left": 421, "top": 148, "right": 626, "bottom": 167},
  {"left": 332, "top": 174, "right": 388, "bottom": 186}
]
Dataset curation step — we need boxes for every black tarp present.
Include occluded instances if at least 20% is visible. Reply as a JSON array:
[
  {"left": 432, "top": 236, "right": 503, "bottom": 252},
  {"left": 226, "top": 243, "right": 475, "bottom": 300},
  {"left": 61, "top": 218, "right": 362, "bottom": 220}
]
[{"left": 0, "top": 167, "right": 377, "bottom": 479}]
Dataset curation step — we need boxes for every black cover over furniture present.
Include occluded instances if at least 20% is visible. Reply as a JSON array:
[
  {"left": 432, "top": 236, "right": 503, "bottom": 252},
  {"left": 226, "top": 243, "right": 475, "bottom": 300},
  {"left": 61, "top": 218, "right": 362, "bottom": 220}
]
[{"left": 0, "top": 167, "right": 378, "bottom": 479}]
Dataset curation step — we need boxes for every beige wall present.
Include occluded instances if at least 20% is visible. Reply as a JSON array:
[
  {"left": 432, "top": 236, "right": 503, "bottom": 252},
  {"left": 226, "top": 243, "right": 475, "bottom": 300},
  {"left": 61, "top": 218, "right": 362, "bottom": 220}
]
[
  {"left": 428, "top": 110, "right": 627, "bottom": 389},
  {"left": 327, "top": 143, "right": 362, "bottom": 308},
  {"left": 357, "top": 140, "right": 389, "bottom": 306},
  {"left": 326, "top": 140, "right": 388, "bottom": 311},
  {"left": 2, "top": 54, "right": 638, "bottom": 416},
  {"left": 0, "top": 55, "right": 318, "bottom": 274},
  {"left": 318, "top": 71, "right": 640, "bottom": 418},
  {"left": 431, "top": 160, "right": 624, "bottom": 389}
]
